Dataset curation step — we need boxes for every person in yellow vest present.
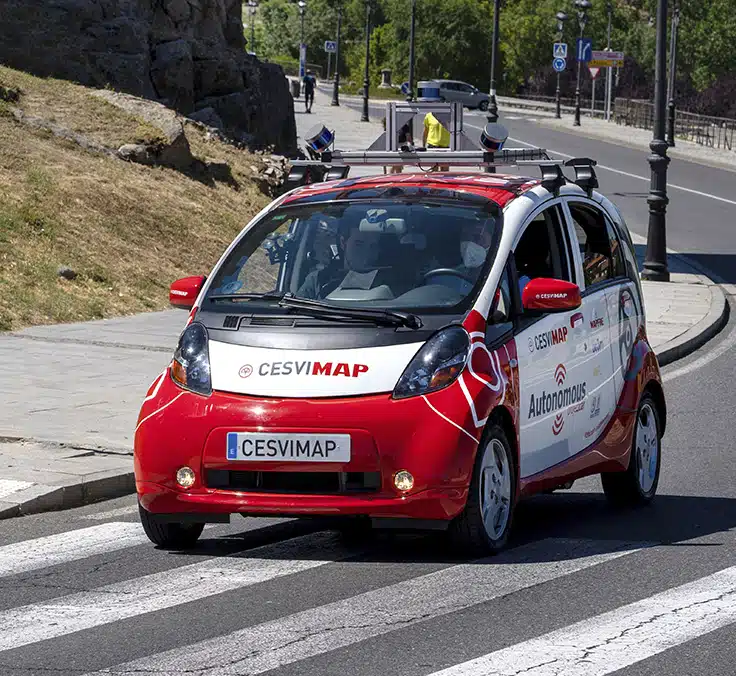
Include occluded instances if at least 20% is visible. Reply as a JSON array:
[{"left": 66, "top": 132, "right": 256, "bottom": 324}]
[{"left": 422, "top": 111, "right": 450, "bottom": 172}]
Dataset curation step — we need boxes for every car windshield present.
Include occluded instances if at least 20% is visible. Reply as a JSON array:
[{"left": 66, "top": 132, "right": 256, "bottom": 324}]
[{"left": 204, "top": 198, "right": 502, "bottom": 314}]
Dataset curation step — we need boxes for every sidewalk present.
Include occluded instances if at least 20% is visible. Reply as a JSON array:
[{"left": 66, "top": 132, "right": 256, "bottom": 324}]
[{"left": 0, "top": 90, "right": 727, "bottom": 519}]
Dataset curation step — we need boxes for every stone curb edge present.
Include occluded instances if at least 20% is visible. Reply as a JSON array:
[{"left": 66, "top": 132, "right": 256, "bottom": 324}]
[{"left": 0, "top": 471, "right": 135, "bottom": 521}]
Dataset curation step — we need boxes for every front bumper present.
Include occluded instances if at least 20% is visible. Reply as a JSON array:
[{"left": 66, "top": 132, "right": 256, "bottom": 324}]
[{"left": 134, "top": 371, "right": 482, "bottom": 521}]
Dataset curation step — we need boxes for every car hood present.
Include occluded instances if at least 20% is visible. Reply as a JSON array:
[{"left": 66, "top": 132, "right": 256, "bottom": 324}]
[{"left": 209, "top": 339, "right": 424, "bottom": 398}]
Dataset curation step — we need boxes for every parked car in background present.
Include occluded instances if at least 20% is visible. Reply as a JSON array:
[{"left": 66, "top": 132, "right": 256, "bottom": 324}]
[{"left": 421, "top": 80, "right": 490, "bottom": 111}]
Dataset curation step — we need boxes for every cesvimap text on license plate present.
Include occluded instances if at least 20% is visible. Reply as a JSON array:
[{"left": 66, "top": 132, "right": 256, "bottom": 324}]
[{"left": 226, "top": 432, "right": 351, "bottom": 462}]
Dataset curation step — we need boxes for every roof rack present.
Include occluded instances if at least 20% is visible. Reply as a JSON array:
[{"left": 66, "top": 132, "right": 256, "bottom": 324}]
[{"left": 285, "top": 102, "right": 599, "bottom": 195}]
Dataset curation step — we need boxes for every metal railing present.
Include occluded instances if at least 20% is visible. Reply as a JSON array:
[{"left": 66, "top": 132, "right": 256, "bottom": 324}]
[{"left": 614, "top": 98, "right": 736, "bottom": 151}]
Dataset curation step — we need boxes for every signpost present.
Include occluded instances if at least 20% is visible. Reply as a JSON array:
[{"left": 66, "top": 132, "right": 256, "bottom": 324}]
[
  {"left": 553, "top": 42, "right": 568, "bottom": 59},
  {"left": 589, "top": 66, "right": 600, "bottom": 113},
  {"left": 576, "top": 37, "right": 593, "bottom": 63},
  {"left": 553, "top": 57, "right": 566, "bottom": 73},
  {"left": 324, "top": 41, "right": 337, "bottom": 80},
  {"left": 589, "top": 50, "right": 624, "bottom": 68}
]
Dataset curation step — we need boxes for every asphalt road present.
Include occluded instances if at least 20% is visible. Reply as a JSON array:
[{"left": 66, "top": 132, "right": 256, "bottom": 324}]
[{"left": 1, "top": 106, "right": 735, "bottom": 675}]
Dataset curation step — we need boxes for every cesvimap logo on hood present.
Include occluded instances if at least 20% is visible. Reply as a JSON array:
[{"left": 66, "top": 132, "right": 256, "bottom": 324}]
[{"left": 240, "top": 361, "right": 370, "bottom": 379}]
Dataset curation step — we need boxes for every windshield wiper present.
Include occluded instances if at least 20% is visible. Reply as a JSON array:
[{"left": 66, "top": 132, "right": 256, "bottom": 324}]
[
  {"left": 208, "top": 291, "right": 289, "bottom": 303},
  {"left": 278, "top": 296, "right": 423, "bottom": 330}
]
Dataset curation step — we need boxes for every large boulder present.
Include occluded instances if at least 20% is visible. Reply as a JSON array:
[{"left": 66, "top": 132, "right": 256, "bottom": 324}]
[{"left": 0, "top": 0, "right": 296, "bottom": 153}]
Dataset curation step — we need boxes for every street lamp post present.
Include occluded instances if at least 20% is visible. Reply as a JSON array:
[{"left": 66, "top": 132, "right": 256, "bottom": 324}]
[
  {"left": 407, "top": 0, "right": 417, "bottom": 102},
  {"left": 666, "top": 2, "right": 680, "bottom": 147},
  {"left": 331, "top": 2, "right": 342, "bottom": 106},
  {"left": 555, "top": 11, "right": 568, "bottom": 119},
  {"left": 247, "top": 1, "right": 258, "bottom": 54},
  {"left": 361, "top": 0, "right": 371, "bottom": 122},
  {"left": 605, "top": 0, "right": 613, "bottom": 121},
  {"left": 297, "top": 1, "right": 306, "bottom": 78},
  {"left": 573, "top": 0, "right": 591, "bottom": 127},
  {"left": 487, "top": 0, "right": 500, "bottom": 124},
  {"left": 642, "top": 0, "right": 671, "bottom": 282}
]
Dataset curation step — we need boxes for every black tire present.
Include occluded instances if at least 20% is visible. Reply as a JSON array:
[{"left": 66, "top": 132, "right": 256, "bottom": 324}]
[
  {"left": 450, "top": 423, "right": 516, "bottom": 555},
  {"left": 479, "top": 100, "right": 489, "bottom": 112},
  {"left": 601, "top": 392, "right": 661, "bottom": 506},
  {"left": 138, "top": 504, "right": 204, "bottom": 550}
]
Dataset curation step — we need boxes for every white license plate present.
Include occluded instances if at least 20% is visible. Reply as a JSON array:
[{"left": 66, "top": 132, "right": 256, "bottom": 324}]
[{"left": 226, "top": 432, "right": 351, "bottom": 462}]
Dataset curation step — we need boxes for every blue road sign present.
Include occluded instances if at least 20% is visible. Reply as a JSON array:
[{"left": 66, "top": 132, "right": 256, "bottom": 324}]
[
  {"left": 324, "top": 41, "right": 337, "bottom": 53},
  {"left": 400, "top": 81, "right": 411, "bottom": 95},
  {"left": 553, "top": 43, "right": 567, "bottom": 59},
  {"left": 576, "top": 37, "right": 593, "bottom": 63},
  {"left": 553, "top": 57, "right": 566, "bottom": 73}
]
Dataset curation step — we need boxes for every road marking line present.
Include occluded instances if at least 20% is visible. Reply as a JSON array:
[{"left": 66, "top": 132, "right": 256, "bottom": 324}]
[
  {"left": 465, "top": 123, "right": 736, "bottom": 207},
  {"left": 0, "top": 479, "right": 34, "bottom": 499},
  {"left": 0, "top": 522, "right": 148, "bottom": 578},
  {"left": 426, "top": 564, "right": 736, "bottom": 676},
  {"left": 80, "top": 505, "right": 139, "bottom": 520},
  {"left": 87, "top": 538, "right": 645, "bottom": 676},
  {"left": 663, "top": 316, "right": 736, "bottom": 382},
  {"left": 0, "top": 532, "right": 352, "bottom": 652}
]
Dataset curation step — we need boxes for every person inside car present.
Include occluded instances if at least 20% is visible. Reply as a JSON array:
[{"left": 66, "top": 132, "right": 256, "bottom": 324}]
[{"left": 297, "top": 219, "right": 382, "bottom": 299}]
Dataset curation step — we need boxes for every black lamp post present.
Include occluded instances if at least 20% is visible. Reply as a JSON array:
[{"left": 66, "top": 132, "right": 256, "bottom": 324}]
[
  {"left": 642, "top": 0, "right": 671, "bottom": 282},
  {"left": 604, "top": 0, "right": 613, "bottom": 120},
  {"left": 666, "top": 2, "right": 680, "bottom": 147},
  {"left": 407, "top": 0, "right": 417, "bottom": 102},
  {"left": 361, "top": 0, "right": 371, "bottom": 122},
  {"left": 487, "top": 0, "right": 500, "bottom": 124},
  {"left": 573, "top": 0, "right": 591, "bottom": 127},
  {"left": 331, "top": 2, "right": 342, "bottom": 106},
  {"left": 555, "top": 10, "right": 568, "bottom": 119},
  {"left": 246, "top": 1, "right": 258, "bottom": 53}
]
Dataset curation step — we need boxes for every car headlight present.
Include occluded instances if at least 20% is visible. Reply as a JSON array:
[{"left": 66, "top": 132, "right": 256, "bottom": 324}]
[
  {"left": 393, "top": 326, "right": 470, "bottom": 399},
  {"left": 170, "top": 322, "right": 212, "bottom": 396}
]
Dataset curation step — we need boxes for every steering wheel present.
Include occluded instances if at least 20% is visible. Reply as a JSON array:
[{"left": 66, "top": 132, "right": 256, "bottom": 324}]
[{"left": 423, "top": 268, "right": 475, "bottom": 284}]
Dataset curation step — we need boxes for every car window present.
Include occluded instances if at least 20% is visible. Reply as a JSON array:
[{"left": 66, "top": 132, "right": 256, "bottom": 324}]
[
  {"left": 514, "top": 205, "right": 572, "bottom": 307},
  {"left": 204, "top": 199, "right": 503, "bottom": 315},
  {"left": 486, "top": 262, "right": 514, "bottom": 346},
  {"left": 568, "top": 202, "right": 626, "bottom": 288}
]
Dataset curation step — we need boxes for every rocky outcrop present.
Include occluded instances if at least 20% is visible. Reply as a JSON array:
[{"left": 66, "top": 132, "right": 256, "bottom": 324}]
[{"left": 0, "top": 0, "right": 296, "bottom": 153}]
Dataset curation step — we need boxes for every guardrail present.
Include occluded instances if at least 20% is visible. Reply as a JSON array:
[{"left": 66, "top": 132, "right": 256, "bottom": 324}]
[{"left": 614, "top": 98, "right": 736, "bottom": 152}]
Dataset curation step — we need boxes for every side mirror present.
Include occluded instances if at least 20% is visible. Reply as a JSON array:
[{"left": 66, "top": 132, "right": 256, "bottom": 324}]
[
  {"left": 169, "top": 275, "right": 206, "bottom": 310},
  {"left": 522, "top": 278, "right": 581, "bottom": 313}
]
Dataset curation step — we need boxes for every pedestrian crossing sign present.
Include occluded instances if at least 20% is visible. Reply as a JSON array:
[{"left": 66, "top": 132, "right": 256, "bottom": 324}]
[{"left": 554, "top": 42, "right": 568, "bottom": 59}]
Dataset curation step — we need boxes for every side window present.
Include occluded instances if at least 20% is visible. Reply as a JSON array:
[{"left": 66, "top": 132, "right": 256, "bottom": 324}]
[
  {"left": 514, "top": 205, "right": 572, "bottom": 306},
  {"left": 486, "top": 262, "right": 514, "bottom": 346},
  {"left": 568, "top": 202, "right": 626, "bottom": 289}
]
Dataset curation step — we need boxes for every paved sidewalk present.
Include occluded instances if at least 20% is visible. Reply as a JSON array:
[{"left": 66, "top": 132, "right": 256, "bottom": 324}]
[{"left": 0, "top": 89, "right": 727, "bottom": 519}]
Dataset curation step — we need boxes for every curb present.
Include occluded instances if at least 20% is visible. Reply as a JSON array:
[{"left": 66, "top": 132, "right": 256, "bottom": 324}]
[
  {"left": 654, "top": 284, "right": 729, "bottom": 368},
  {"left": 0, "top": 470, "right": 135, "bottom": 520}
]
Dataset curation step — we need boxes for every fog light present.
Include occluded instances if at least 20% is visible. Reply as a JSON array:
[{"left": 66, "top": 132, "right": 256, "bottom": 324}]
[
  {"left": 176, "top": 466, "right": 196, "bottom": 488},
  {"left": 394, "top": 470, "right": 414, "bottom": 492}
]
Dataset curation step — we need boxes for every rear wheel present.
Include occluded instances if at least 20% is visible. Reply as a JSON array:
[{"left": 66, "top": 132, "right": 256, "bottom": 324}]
[
  {"left": 479, "top": 100, "right": 489, "bottom": 112},
  {"left": 450, "top": 423, "right": 515, "bottom": 555},
  {"left": 601, "top": 393, "right": 661, "bottom": 506},
  {"left": 138, "top": 503, "right": 204, "bottom": 549}
]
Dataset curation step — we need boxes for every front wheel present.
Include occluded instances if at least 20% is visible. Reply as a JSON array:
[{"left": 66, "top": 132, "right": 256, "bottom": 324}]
[
  {"left": 601, "top": 393, "right": 661, "bottom": 506},
  {"left": 138, "top": 503, "right": 204, "bottom": 549},
  {"left": 479, "top": 100, "right": 489, "bottom": 112},
  {"left": 450, "top": 423, "right": 516, "bottom": 555}
]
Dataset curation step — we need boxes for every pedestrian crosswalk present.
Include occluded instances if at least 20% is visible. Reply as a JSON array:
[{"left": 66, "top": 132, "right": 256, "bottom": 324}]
[{"left": 0, "top": 517, "right": 734, "bottom": 676}]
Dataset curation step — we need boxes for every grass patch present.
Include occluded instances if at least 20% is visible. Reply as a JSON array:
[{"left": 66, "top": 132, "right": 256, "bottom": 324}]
[{"left": 0, "top": 65, "right": 271, "bottom": 331}]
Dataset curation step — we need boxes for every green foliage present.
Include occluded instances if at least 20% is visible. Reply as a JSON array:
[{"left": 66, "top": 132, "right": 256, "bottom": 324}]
[{"left": 255, "top": 0, "right": 736, "bottom": 115}]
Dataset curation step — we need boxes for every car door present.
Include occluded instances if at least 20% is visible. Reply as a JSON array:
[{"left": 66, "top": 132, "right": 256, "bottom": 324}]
[
  {"left": 513, "top": 202, "right": 587, "bottom": 480},
  {"left": 563, "top": 200, "right": 625, "bottom": 454}
]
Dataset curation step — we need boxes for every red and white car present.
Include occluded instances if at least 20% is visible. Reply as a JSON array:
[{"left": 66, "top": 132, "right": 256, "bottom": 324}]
[{"left": 135, "top": 157, "right": 665, "bottom": 554}]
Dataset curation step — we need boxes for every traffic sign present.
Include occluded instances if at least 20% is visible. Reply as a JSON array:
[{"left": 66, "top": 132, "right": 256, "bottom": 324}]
[
  {"left": 589, "top": 50, "right": 625, "bottom": 68},
  {"left": 400, "top": 81, "right": 411, "bottom": 95},
  {"left": 553, "top": 57, "right": 566, "bottom": 73},
  {"left": 553, "top": 42, "right": 568, "bottom": 59},
  {"left": 576, "top": 37, "right": 593, "bottom": 63},
  {"left": 324, "top": 41, "right": 337, "bottom": 53},
  {"left": 588, "top": 66, "right": 601, "bottom": 80}
]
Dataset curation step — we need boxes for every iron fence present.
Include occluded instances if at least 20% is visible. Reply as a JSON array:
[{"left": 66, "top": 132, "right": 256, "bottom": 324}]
[{"left": 614, "top": 98, "right": 736, "bottom": 152}]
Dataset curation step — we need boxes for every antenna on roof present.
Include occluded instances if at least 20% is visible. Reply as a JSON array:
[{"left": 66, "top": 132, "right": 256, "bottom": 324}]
[{"left": 564, "top": 158, "right": 599, "bottom": 197}]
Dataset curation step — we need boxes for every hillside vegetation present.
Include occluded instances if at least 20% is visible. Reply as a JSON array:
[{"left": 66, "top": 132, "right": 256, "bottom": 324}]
[{"left": 0, "top": 65, "right": 272, "bottom": 331}]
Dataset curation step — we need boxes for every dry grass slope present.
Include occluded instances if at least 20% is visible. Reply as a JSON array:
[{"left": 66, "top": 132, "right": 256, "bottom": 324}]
[{"left": 0, "top": 65, "right": 271, "bottom": 331}]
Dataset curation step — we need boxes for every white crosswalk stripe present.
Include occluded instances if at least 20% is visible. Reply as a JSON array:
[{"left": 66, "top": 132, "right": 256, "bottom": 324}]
[
  {"left": 0, "top": 531, "right": 352, "bottom": 652},
  {"left": 427, "top": 564, "right": 736, "bottom": 676},
  {"left": 84, "top": 538, "right": 644, "bottom": 676},
  {"left": 0, "top": 522, "right": 148, "bottom": 578}
]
